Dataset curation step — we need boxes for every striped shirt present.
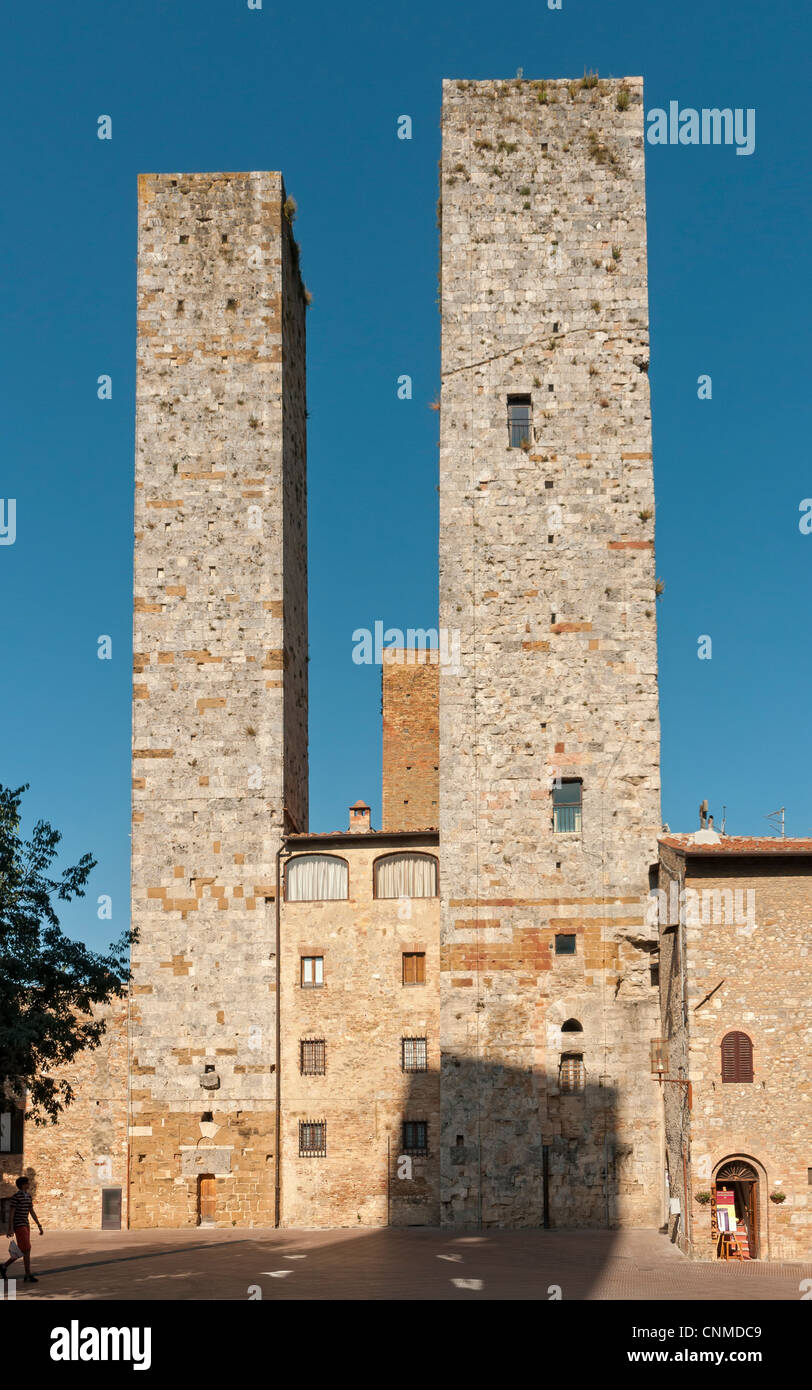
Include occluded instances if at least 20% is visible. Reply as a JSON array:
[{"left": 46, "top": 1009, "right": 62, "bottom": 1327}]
[{"left": 10, "top": 1191, "right": 32, "bottom": 1229}]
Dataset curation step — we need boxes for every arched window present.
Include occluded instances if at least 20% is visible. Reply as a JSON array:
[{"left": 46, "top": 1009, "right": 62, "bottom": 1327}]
[
  {"left": 561, "top": 1018, "right": 583, "bottom": 1033},
  {"left": 721, "top": 1031, "right": 754, "bottom": 1083},
  {"left": 374, "top": 852, "right": 438, "bottom": 899},
  {"left": 286, "top": 854, "right": 348, "bottom": 902}
]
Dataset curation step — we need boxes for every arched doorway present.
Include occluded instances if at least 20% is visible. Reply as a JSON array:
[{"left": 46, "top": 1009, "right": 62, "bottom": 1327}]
[{"left": 712, "top": 1159, "right": 759, "bottom": 1259}]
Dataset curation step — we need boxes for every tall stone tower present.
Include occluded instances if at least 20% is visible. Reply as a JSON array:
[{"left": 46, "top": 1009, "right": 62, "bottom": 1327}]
[
  {"left": 130, "top": 172, "right": 307, "bottom": 1226},
  {"left": 438, "top": 79, "right": 662, "bottom": 1227}
]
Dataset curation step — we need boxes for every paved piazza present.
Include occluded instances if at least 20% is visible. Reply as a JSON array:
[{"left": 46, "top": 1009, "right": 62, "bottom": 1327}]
[{"left": 6, "top": 1227, "right": 810, "bottom": 1301}]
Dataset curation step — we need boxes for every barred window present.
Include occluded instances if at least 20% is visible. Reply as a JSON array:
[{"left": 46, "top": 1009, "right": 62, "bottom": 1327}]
[
  {"left": 299, "top": 1121, "right": 326, "bottom": 1156},
  {"left": 507, "top": 394, "right": 533, "bottom": 447},
  {"left": 300, "top": 955, "right": 324, "bottom": 988},
  {"left": 555, "top": 934, "right": 577, "bottom": 956},
  {"left": 402, "top": 1121, "right": 428, "bottom": 1155},
  {"left": 300, "top": 1039, "right": 326, "bottom": 1075},
  {"left": 402, "top": 1037, "right": 428, "bottom": 1072},
  {"left": 402, "top": 951, "right": 426, "bottom": 985},
  {"left": 553, "top": 779, "right": 582, "bottom": 833},
  {"left": 559, "top": 1054, "right": 585, "bottom": 1093},
  {"left": 721, "top": 1031, "right": 754, "bottom": 1083}
]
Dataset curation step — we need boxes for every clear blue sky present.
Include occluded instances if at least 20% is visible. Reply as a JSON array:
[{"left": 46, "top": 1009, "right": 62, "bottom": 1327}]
[{"left": 1, "top": 0, "right": 809, "bottom": 949}]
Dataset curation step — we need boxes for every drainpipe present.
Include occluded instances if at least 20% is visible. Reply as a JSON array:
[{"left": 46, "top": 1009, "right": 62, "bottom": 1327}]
[{"left": 274, "top": 843, "right": 284, "bottom": 1228}]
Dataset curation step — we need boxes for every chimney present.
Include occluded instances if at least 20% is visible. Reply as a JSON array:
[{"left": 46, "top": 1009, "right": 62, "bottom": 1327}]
[{"left": 348, "top": 800, "right": 371, "bottom": 834}]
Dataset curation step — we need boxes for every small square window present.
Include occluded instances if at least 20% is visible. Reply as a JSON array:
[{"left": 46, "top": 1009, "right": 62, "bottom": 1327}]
[
  {"left": 301, "top": 956, "right": 324, "bottom": 988},
  {"left": 300, "top": 1039, "right": 326, "bottom": 1075},
  {"left": 507, "top": 395, "right": 532, "bottom": 448},
  {"left": 402, "top": 1121, "right": 428, "bottom": 1156},
  {"left": 299, "top": 1121, "right": 326, "bottom": 1157},
  {"left": 555, "top": 934, "right": 577, "bottom": 956},
  {"left": 402, "top": 1038, "right": 428, "bottom": 1072},
  {"left": 402, "top": 952, "right": 426, "bottom": 985},
  {"left": 553, "top": 779, "right": 582, "bottom": 832}
]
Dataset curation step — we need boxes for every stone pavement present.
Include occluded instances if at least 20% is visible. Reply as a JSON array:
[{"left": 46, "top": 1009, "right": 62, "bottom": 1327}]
[{"left": 6, "top": 1227, "right": 811, "bottom": 1300}]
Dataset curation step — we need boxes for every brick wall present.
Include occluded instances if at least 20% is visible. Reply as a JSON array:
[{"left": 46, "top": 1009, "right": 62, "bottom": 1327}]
[{"left": 381, "top": 649, "right": 439, "bottom": 832}]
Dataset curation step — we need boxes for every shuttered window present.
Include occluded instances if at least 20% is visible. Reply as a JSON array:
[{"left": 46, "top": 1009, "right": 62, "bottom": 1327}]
[
  {"left": 402, "top": 952, "right": 426, "bottom": 985},
  {"left": 721, "top": 1031, "right": 754, "bottom": 1083}
]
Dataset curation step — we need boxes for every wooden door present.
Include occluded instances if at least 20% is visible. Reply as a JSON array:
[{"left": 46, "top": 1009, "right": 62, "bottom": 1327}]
[{"left": 197, "top": 1175, "right": 216, "bottom": 1225}]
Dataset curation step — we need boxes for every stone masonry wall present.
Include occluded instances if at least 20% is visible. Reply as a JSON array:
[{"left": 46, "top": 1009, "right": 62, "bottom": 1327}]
[
  {"left": 438, "top": 78, "right": 662, "bottom": 1227},
  {"left": 130, "top": 172, "right": 307, "bottom": 1227},
  {"left": 662, "top": 848, "right": 812, "bottom": 1261},
  {"left": 1, "top": 1004, "right": 128, "bottom": 1230},
  {"left": 381, "top": 649, "right": 440, "bottom": 832},
  {"left": 280, "top": 836, "right": 440, "bottom": 1226}
]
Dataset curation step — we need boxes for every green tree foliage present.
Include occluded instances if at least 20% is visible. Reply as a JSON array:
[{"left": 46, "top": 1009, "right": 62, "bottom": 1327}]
[{"left": 0, "top": 783, "right": 131, "bottom": 1122}]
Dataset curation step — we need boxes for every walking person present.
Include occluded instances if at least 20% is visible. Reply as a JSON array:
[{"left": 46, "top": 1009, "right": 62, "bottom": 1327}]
[{"left": 1, "top": 1176, "right": 43, "bottom": 1283}]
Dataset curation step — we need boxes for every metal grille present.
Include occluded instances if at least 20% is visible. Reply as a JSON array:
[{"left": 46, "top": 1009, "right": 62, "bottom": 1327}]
[
  {"left": 300, "top": 1039, "right": 326, "bottom": 1075},
  {"left": 402, "top": 1121, "right": 428, "bottom": 1156},
  {"left": 402, "top": 1037, "right": 428, "bottom": 1072},
  {"left": 559, "top": 1054, "right": 585, "bottom": 1093},
  {"left": 299, "top": 1121, "right": 327, "bottom": 1157}
]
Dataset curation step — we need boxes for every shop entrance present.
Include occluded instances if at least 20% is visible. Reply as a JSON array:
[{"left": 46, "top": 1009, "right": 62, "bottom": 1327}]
[{"left": 712, "top": 1159, "right": 759, "bottom": 1259}]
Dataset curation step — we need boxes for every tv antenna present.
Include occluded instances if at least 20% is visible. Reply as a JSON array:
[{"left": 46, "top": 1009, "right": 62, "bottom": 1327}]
[{"left": 764, "top": 807, "right": 785, "bottom": 838}]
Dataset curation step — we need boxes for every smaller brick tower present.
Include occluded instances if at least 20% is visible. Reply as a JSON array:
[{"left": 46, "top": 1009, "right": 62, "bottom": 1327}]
[{"left": 381, "top": 648, "right": 440, "bottom": 831}]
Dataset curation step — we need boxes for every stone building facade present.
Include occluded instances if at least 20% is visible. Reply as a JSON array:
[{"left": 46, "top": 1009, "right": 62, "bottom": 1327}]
[
  {"left": 658, "top": 833, "right": 812, "bottom": 1261},
  {"left": 437, "top": 78, "right": 662, "bottom": 1227},
  {"left": 279, "top": 819, "right": 440, "bottom": 1226},
  {"left": 1, "top": 1004, "right": 128, "bottom": 1231},
  {"left": 21, "top": 80, "right": 810, "bottom": 1245},
  {"left": 381, "top": 648, "right": 439, "bottom": 832},
  {"left": 128, "top": 172, "right": 308, "bottom": 1227}
]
